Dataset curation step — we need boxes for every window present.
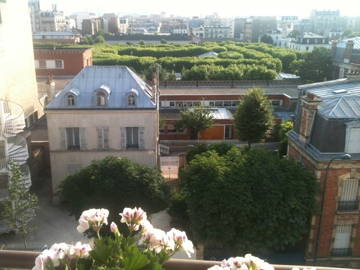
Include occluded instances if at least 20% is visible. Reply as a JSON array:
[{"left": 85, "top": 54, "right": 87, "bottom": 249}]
[
  {"left": 128, "top": 94, "right": 136, "bottom": 106},
  {"left": 338, "top": 179, "right": 359, "bottom": 212},
  {"left": 345, "top": 125, "right": 360, "bottom": 153},
  {"left": 225, "top": 125, "right": 233, "bottom": 140},
  {"left": 96, "top": 92, "right": 107, "bottom": 106},
  {"left": 224, "top": 101, "right": 232, "bottom": 107},
  {"left": 332, "top": 225, "right": 352, "bottom": 256},
  {"left": 39, "top": 59, "right": 46, "bottom": 69},
  {"left": 215, "top": 101, "right": 223, "bottom": 107},
  {"left": 66, "top": 127, "right": 80, "bottom": 150},
  {"left": 126, "top": 127, "right": 139, "bottom": 149},
  {"left": 169, "top": 101, "right": 175, "bottom": 107},
  {"left": 55, "top": 59, "right": 63, "bottom": 69},
  {"left": 67, "top": 95, "right": 75, "bottom": 106},
  {"left": 97, "top": 127, "right": 109, "bottom": 149},
  {"left": 271, "top": 100, "right": 281, "bottom": 107}
]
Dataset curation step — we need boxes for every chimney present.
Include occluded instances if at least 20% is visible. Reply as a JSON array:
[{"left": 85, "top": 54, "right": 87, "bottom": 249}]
[
  {"left": 343, "top": 40, "right": 354, "bottom": 63},
  {"left": 331, "top": 40, "right": 337, "bottom": 58},
  {"left": 298, "top": 94, "right": 321, "bottom": 144}
]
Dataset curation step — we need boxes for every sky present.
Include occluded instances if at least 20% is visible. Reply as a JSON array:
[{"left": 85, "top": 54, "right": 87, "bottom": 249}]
[{"left": 39, "top": 0, "right": 360, "bottom": 18}]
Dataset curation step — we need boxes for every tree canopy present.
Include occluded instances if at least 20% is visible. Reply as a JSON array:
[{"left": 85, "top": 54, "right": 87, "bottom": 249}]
[
  {"left": 176, "top": 106, "right": 214, "bottom": 139},
  {"left": 234, "top": 88, "right": 273, "bottom": 147},
  {"left": 180, "top": 147, "right": 318, "bottom": 253},
  {"left": 59, "top": 156, "right": 169, "bottom": 219}
]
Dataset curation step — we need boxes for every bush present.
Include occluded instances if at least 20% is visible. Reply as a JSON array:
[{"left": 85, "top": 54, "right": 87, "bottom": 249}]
[{"left": 58, "top": 156, "right": 169, "bottom": 219}]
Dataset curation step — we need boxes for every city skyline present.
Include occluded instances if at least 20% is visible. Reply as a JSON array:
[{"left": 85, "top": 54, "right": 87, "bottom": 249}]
[{"left": 39, "top": 0, "right": 360, "bottom": 18}]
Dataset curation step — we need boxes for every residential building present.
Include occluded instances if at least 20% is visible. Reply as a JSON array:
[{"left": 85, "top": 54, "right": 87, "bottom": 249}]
[
  {"left": 250, "top": 16, "right": 277, "bottom": 42},
  {"left": 203, "top": 24, "right": 233, "bottom": 40},
  {"left": 103, "top": 13, "right": 120, "bottom": 34},
  {"left": 332, "top": 38, "right": 360, "bottom": 78},
  {"left": 310, "top": 10, "right": 346, "bottom": 36},
  {"left": 0, "top": 0, "right": 41, "bottom": 231},
  {"left": 28, "top": 0, "right": 41, "bottom": 32},
  {"left": 82, "top": 18, "right": 103, "bottom": 35},
  {"left": 288, "top": 78, "right": 360, "bottom": 268},
  {"left": 46, "top": 66, "right": 159, "bottom": 193},
  {"left": 33, "top": 46, "right": 93, "bottom": 76},
  {"left": 38, "top": 8, "right": 68, "bottom": 32},
  {"left": 288, "top": 32, "right": 329, "bottom": 52},
  {"left": 119, "top": 18, "right": 129, "bottom": 34},
  {"left": 33, "top": 31, "right": 81, "bottom": 44}
]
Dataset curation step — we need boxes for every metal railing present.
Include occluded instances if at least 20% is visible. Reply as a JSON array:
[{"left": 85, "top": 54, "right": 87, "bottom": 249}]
[
  {"left": 0, "top": 250, "right": 355, "bottom": 270},
  {"left": 337, "top": 201, "right": 359, "bottom": 212},
  {"left": 331, "top": 248, "right": 352, "bottom": 257}
]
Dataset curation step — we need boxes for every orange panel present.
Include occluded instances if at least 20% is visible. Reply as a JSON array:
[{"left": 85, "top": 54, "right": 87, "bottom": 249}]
[{"left": 199, "top": 126, "right": 224, "bottom": 140}]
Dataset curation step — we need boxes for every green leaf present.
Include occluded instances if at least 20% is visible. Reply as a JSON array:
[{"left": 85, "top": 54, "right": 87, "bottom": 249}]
[{"left": 122, "top": 245, "right": 150, "bottom": 270}]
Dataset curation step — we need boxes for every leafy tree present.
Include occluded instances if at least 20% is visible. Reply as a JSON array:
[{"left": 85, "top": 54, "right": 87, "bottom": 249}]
[
  {"left": 234, "top": 88, "right": 273, "bottom": 147},
  {"left": 295, "top": 48, "right": 333, "bottom": 82},
  {"left": 278, "top": 121, "right": 293, "bottom": 156},
  {"left": 139, "top": 40, "right": 145, "bottom": 46},
  {"left": 59, "top": 156, "right": 169, "bottom": 220},
  {"left": 0, "top": 162, "right": 38, "bottom": 247},
  {"left": 175, "top": 106, "right": 214, "bottom": 140},
  {"left": 260, "top": 35, "right": 273, "bottom": 44},
  {"left": 186, "top": 142, "right": 237, "bottom": 162},
  {"left": 288, "top": 30, "right": 301, "bottom": 39},
  {"left": 160, "top": 39, "right": 167, "bottom": 44},
  {"left": 180, "top": 147, "right": 318, "bottom": 253},
  {"left": 94, "top": 35, "right": 105, "bottom": 43}
]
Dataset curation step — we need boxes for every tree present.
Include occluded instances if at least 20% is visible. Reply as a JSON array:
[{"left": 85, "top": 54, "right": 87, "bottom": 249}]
[
  {"left": 180, "top": 147, "right": 318, "bottom": 253},
  {"left": 278, "top": 120, "right": 293, "bottom": 156},
  {"left": 234, "top": 88, "right": 273, "bottom": 147},
  {"left": 288, "top": 30, "right": 301, "bottom": 39},
  {"left": 59, "top": 156, "right": 169, "bottom": 220},
  {"left": 0, "top": 162, "right": 38, "bottom": 247},
  {"left": 139, "top": 40, "right": 145, "bottom": 46},
  {"left": 295, "top": 48, "right": 333, "bottom": 82},
  {"left": 260, "top": 35, "right": 273, "bottom": 44},
  {"left": 160, "top": 39, "right": 167, "bottom": 44},
  {"left": 175, "top": 106, "right": 214, "bottom": 140}
]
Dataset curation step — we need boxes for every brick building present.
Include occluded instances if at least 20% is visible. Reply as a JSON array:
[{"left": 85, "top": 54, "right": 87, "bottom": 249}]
[
  {"left": 34, "top": 47, "right": 92, "bottom": 76},
  {"left": 332, "top": 38, "right": 360, "bottom": 79},
  {"left": 159, "top": 83, "right": 298, "bottom": 141},
  {"left": 288, "top": 78, "right": 360, "bottom": 268}
]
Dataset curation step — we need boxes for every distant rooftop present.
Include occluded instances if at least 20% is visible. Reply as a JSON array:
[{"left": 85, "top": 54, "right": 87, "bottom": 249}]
[
  {"left": 46, "top": 66, "right": 156, "bottom": 110},
  {"left": 336, "top": 37, "right": 360, "bottom": 50},
  {"left": 33, "top": 32, "right": 80, "bottom": 36}
]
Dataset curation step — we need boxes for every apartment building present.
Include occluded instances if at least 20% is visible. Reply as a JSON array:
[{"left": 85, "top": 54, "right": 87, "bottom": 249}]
[
  {"left": 34, "top": 46, "right": 92, "bottom": 76},
  {"left": 332, "top": 38, "right": 360, "bottom": 78},
  {"left": 288, "top": 78, "right": 360, "bottom": 268},
  {"left": 46, "top": 66, "right": 159, "bottom": 193}
]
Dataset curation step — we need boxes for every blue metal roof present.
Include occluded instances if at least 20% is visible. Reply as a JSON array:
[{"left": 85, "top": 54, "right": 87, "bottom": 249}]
[
  {"left": 301, "top": 78, "right": 360, "bottom": 119},
  {"left": 46, "top": 66, "right": 156, "bottom": 110}
]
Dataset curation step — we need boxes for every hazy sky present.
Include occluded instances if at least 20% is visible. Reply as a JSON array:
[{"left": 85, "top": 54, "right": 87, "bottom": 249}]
[{"left": 39, "top": 0, "right": 360, "bottom": 18}]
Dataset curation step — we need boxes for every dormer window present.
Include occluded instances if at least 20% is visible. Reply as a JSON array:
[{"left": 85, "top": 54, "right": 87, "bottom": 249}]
[
  {"left": 96, "top": 92, "right": 107, "bottom": 106},
  {"left": 128, "top": 94, "right": 136, "bottom": 106},
  {"left": 67, "top": 94, "right": 75, "bottom": 106}
]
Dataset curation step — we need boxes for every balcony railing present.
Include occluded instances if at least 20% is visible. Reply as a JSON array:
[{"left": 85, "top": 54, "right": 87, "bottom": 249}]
[
  {"left": 331, "top": 248, "right": 352, "bottom": 257},
  {"left": 0, "top": 250, "right": 356, "bottom": 270},
  {"left": 337, "top": 201, "right": 359, "bottom": 212}
]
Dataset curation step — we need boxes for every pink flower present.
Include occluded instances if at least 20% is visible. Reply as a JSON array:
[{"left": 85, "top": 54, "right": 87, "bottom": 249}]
[
  {"left": 110, "top": 222, "right": 120, "bottom": 236},
  {"left": 77, "top": 208, "right": 109, "bottom": 233},
  {"left": 213, "top": 255, "right": 273, "bottom": 270},
  {"left": 166, "top": 228, "right": 194, "bottom": 257},
  {"left": 69, "top": 242, "right": 92, "bottom": 258},
  {"left": 32, "top": 249, "right": 56, "bottom": 270},
  {"left": 120, "top": 207, "right": 147, "bottom": 231},
  {"left": 141, "top": 227, "right": 175, "bottom": 254}
]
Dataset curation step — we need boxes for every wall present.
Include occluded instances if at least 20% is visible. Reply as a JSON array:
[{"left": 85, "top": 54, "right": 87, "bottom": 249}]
[
  {"left": 34, "top": 48, "right": 92, "bottom": 76},
  {"left": 47, "top": 109, "right": 158, "bottom": 192},
  {"left": 0, "top": 0, "right": 42, "bottom": 119}
]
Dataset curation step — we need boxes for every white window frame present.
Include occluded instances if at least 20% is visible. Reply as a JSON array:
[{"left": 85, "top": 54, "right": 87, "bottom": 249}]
[
  {"left": 55, "top": 59, "right": 64, "bottom": 69},
  {"left": 97, "top": 127, "right": 109, "bottom": 150},
  {"left": 66, "top": 127, "right": 80, "bottom": 150},
  {"left": 126, "top": 127, "right": 139, "bottom": 149}
]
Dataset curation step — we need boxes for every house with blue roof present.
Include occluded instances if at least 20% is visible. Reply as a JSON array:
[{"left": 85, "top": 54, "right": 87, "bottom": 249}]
[{"left": 46, "top": 66, "right": 159, "bottom": 193}]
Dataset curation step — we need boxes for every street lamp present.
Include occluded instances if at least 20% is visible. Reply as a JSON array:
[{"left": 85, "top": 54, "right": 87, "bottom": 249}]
[{"left": 314, "top": 153, "right": 352, "bottom": 261}]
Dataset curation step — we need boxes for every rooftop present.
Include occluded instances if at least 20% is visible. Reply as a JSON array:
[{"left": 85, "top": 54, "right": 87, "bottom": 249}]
[
  {"left": 336, "top": 37, "right": 360, "bottom": 50},
  {"left": 46, "top": 66, "right": 156, "bottom": 110}
]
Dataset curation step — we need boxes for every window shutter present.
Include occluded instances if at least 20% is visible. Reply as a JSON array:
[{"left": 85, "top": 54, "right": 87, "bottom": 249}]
[
  {"left": 79, "top": 128, "right": 87, "bottom": 150},
  {"left": 104, "top": 127, "right": 109, "bottom": 149},
  {"left": 333, "top": 225, "right": 352, "bottom": 249},
  {"left": 60, "top": 128, "right": 66, "bottom": 150},
  {"left": 97, "top": 127, "right": 102, "bottom": 149},
  {"left": 120, "top": 127, "right": 126, "bottom": 149},
  {"left": 341, "top": 179, "right": 359, "bottom": 201},
  {"left": 139, "top": 127, "right": 145, "bottom": 149}
]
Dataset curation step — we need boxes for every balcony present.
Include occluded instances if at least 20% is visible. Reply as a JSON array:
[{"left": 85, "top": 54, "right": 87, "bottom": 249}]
[
  {"left": 331, "top": 248, "right": 352, "bottom": 257},
  {"left": 0, "top": 250, "right": 356, "bottom": 270},
  {"left": 337, "top": 201, "right": 359, "bottom": 212}
]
